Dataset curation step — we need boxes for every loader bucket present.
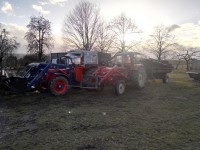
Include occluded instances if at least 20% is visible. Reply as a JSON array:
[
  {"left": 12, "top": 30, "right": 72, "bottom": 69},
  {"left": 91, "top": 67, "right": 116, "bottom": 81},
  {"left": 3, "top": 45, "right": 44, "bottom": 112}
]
[{"left": 0, "top": 76, "right": 28, "bottom": 93}]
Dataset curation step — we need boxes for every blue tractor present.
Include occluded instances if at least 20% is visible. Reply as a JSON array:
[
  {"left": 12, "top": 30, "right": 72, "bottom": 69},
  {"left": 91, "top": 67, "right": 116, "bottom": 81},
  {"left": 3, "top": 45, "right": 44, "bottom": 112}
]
[{"left": 0, "top": 50, "right": 111, "bottom": 96}]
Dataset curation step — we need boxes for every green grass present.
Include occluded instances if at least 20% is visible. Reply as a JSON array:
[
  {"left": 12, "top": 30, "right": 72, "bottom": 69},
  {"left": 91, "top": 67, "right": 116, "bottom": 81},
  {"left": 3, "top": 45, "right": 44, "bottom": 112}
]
[{"left": 1, "top": 69, "right": 200, "bottom": 149}]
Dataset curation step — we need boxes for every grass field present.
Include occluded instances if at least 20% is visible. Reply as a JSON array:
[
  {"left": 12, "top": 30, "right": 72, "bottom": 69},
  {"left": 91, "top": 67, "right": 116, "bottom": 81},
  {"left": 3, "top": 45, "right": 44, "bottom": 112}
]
[{"left": 1, "top": 69, "right": 200, "bottom": 150}]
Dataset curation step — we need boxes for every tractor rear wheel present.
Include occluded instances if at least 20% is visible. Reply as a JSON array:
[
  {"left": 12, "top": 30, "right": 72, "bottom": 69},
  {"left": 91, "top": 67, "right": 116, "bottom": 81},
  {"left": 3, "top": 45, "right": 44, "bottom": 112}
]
[
  {"left": 132, "top": 67, "right": 147, "bottom": 89},
  {"left": 49, "top": 76, "right": 69, "bottom": 96},
  {"left": 115, "top": 80, "right": 126, "bottom": 95}
]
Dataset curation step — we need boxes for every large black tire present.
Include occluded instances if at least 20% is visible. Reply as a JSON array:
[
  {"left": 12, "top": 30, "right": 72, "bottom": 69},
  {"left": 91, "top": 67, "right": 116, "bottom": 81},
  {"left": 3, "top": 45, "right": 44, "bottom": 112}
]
[
  {"left": 49, "top": 76, "right": 70, "bottom": 96},
  {"left": 115, "top": 80, "right": 126, "bottom": 96},
  {"left": 163, "top": 74, "right": 169, "bottom": 83},
  {"left": 132, "top": 67, "right": 147, "bottom": 89}
]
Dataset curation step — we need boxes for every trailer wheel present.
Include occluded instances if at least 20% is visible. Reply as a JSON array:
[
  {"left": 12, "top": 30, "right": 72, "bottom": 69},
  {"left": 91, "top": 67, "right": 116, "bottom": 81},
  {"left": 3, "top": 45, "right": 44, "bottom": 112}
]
[
  {"left": 193, "top": 77, "right": 199, "bottom": 81},
  {"left": 49, "top": 76, "right": 69, "bottom": 96},
  {"left": 132, "top": 67, "right": 147, "bottom": 89},
  {"left": 115, "top": 80, "right": 126, "bottom": 95},
  {"left": 163, "top": 74, "right": 169, "bottom": 83}
]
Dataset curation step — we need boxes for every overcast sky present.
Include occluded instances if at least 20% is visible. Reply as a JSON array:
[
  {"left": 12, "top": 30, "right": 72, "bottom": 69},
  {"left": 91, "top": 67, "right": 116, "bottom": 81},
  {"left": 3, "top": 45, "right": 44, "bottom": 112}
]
[{"left": 1, "top": 0, "right": 200, "bottom": 53}]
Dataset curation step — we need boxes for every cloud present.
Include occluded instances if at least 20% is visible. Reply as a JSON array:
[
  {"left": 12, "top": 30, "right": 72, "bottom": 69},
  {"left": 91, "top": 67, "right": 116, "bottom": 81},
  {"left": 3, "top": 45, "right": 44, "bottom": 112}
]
[
  {"left": 32, "top": 4, "right": 50, "bottom": 15},
  {"left": 1, "top": 23, "right": 27, "bottom": 54},
  {"left": 38, "top": 1, "right": 48, "bottom": 6},
  {"left": 18, "top": 15, "right": 26, "bottom": 18},
  {"left": 1, "top": 1, "right": 12, "bottom": 14},
  {"left": 52, "top": 35, "right": 65, "bottom": 52},
  {"left": 49, "top": 0, "right": 67, "bottom": 6},
  {"left": 174, "top": 22, "right": 200, "bottom": 47},
  {"left": 5, "top": 23, "right": 27, "bottom": 32},
  {"left": 38, "top": 0, "right": 67, "bottom": 7},
  {"left": 168, "top": 24, "right": 180, "bottom": 32}
]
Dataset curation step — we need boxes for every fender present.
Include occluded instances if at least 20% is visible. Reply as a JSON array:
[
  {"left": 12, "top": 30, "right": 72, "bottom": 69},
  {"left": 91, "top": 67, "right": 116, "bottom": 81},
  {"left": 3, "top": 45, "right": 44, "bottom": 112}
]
[
  {"left": 52, "top": 72, "right": 69, "bottom": 79},
  {"left": 46, "top": 72, "right": 70, "bottom": 84}
]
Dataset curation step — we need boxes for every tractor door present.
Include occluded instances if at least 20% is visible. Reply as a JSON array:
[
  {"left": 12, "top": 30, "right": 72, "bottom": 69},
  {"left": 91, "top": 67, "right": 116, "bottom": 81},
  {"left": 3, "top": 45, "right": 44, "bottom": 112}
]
[{"left": 54, "top": 56, "right": 74, "bottom": 70}]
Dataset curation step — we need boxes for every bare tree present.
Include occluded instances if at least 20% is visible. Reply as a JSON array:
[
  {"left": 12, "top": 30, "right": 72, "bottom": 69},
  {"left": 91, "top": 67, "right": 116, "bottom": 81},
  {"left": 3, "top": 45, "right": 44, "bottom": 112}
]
[
  {"left": 5, "top": 54, "right": 18, "bottom": 69},
  {"left": 0, "top": 25, "right": 19, "bottom": 75},
  {"left": 63, "top": 1, "right": 100, "bottom": 51},
  {"left": 148, "top": 25, "right": 176, "bottom": 61},
  {"left": 95, "top": 22, "right": 114, "bottom": 53},
  {"left": 171, "top": 51, "right": 182, "bottom": 70},
  {"left": 175, "top": 46, "right": 200, "bottom": 71},
  {"left": 109, "top": 13, "right": 140, "bottom": 52},
  {"left": 25, "top": 16, "right": 53, "bottom": 61},
  {"left": 18, "top": 54, "right": 45, "bottom": 67}
]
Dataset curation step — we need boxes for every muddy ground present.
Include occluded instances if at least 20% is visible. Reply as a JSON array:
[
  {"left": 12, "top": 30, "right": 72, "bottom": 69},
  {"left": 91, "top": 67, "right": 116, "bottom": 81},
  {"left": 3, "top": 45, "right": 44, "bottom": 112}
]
[{"left": 1, "top": 70, "right": 200, "bottom": 150}]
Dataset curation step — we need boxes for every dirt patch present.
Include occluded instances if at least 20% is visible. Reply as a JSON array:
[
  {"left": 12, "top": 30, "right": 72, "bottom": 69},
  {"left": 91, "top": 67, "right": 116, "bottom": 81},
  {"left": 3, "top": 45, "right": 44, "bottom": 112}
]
[{"left": 1, "top": 71, "right": 200, "bottom": 149}]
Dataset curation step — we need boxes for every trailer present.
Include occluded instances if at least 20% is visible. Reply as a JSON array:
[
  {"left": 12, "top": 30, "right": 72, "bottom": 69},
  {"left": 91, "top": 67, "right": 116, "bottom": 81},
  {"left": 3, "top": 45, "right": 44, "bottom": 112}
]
[
  {"left": 142, "top": 58, "right": 173, "bottom": 83},
  {"left": 187, "top": 59, "right": 200, "bottom": 80}
]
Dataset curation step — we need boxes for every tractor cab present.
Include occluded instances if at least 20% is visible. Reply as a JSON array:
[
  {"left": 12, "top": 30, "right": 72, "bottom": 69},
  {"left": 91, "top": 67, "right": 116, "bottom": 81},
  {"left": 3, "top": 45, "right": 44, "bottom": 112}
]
[
  {"left": 64, "top": 50, "right": 111, "bottom": 82},
  {"left": 111, "top": 52, "right": 146, "bottom": 67},
  {"left": 66, "top": 50, "right": 102, "bottom": 66},
  {"left": 65, "top": 51, "right": 83, "bottom": 65}
]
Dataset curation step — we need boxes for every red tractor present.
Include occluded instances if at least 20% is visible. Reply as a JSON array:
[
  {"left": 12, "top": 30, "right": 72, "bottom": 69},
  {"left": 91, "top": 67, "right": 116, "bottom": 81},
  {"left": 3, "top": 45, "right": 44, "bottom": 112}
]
[
  {"left": 83, "top": 52, "right": 147, "bottom": 95},
  {"left": 81, "top": 52, "right": 173, "bottom": 95}
]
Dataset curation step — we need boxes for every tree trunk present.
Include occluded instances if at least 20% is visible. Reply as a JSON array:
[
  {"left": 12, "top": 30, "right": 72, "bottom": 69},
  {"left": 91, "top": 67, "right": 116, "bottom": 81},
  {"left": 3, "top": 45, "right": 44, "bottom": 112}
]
[
  {"left": 158, "top": 55, "right": 161, "bottom": 61},
  {"left": 0, "top": 58, "right": 2, "bottom": 76},
  {"left": 38, "top": 52, "right": 42, "bottom": 62},
  {"left": 186, "top": 60, "right": 189, "bottom": 71},
  {"left": 175, "top": 59, "right": 181, "bottom": 70}
]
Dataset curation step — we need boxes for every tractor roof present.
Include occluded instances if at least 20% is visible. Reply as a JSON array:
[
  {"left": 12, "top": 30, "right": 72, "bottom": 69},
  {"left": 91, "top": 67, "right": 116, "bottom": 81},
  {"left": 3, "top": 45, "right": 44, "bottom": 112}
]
[{"left": 114, "top": 51, "right": 141, "bottom": 56}]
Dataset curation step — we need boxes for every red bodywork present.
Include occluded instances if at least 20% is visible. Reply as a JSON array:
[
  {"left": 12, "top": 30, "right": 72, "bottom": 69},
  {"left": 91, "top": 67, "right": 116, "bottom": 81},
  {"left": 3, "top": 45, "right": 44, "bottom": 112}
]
[
  {"left": 92, "top": 66, "right": 129, "bottom": 86},
  {"left": 43, "top": 65, "right": 85, "bottom": 84},
  {"left": 45, "top": 69, "right": 68, "bottom": 81}
]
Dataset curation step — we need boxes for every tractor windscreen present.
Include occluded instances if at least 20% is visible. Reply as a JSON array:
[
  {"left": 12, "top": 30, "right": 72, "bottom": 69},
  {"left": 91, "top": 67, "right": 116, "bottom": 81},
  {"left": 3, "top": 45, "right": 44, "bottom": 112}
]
[
  {"left": 60, "top": 57, "right": 72, "bottom": 65},
  {"left": 66, "top": 53, "right": 82, "bottom": 65},
  {"left": 111, "top": 55, "right": 123, "bottom": 66}
]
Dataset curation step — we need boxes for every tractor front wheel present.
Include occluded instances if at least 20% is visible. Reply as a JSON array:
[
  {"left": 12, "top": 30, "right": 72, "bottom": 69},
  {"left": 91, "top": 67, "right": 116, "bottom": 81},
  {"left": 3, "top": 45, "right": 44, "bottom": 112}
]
[
  {"left": 115, "top": 80, "right": 126, "bottom": 96},
  {"left": 49, "top": 76, "right": 69, "bottom": 96}
]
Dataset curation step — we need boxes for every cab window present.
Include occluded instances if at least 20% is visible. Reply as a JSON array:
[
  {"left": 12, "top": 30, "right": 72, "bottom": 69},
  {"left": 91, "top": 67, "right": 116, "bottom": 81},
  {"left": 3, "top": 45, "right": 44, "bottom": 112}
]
[{"left": 124, "top": 55, "right": 131, "bottom": 64}]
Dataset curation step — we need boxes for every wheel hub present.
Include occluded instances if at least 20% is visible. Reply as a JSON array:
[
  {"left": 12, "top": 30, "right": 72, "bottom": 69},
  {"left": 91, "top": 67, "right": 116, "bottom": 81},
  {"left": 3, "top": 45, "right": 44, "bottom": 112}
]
[
  {"left": 54, "top": 80, "right": 66, "bottom": 93},
  {"left": 119, "top": 83, "right": 125, "bottom": 94},
  {"left": 138, "top": 74, "right": 144, "bottom": 86}
]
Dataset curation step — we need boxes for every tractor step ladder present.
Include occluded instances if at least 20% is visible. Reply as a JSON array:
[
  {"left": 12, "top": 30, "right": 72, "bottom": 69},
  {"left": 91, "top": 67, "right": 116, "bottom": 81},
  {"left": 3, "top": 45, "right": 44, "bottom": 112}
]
[{"left": 80, "top": 75, "right": 99, "bottom": 89}]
